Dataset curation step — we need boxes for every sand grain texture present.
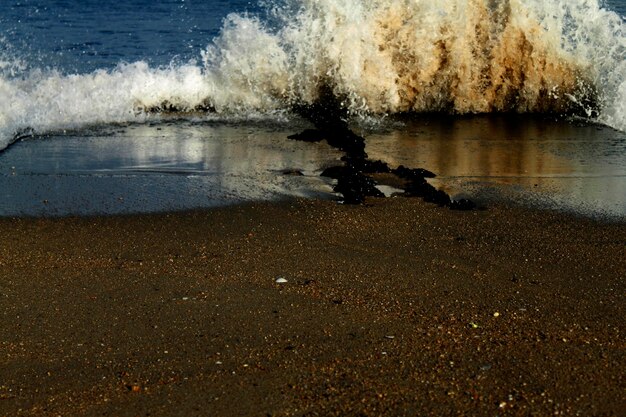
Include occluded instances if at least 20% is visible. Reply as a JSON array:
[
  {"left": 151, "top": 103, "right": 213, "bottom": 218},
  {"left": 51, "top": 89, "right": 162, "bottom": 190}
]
[{"left": 0, "top": 198, "right": 624, "bottom": 416}]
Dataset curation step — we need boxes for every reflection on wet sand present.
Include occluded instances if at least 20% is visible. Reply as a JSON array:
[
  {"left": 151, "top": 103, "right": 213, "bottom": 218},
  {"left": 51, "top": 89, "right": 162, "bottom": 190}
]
[
  {"left": 366, "top": 115, "right": 626, "bottom": 217},
  {"left": 0, "top": 121, "right": 343, "bottom": 216},
  {"left": 0, "top": 115, "right": 624, "bottom": 218}
]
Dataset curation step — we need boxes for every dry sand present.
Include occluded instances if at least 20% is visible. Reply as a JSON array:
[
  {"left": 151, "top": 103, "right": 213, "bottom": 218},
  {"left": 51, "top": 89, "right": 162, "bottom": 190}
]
[{"left": 1, "top": 197, "right": 624, "bottom": 416}]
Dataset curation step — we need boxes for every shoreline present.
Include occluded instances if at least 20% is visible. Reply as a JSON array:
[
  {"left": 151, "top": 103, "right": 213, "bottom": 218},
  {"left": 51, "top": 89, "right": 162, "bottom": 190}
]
[
  {"left": 1, "top": 197, "right": 624, "bottom": 416},
  {"left": 3, "top": 113, "right": 625, "bottom": 219}
]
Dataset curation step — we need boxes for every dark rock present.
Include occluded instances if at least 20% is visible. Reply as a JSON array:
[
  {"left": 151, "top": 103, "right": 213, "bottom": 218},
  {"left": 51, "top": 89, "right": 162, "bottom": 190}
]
[
  {"left": 325, "top": 128, "right": 367, "bottom": 158},
  {"left": 292, "top": 86, "right": 367, "bottom": 159},
  {"left": 343, "top": 157, "right": 390, "bottom": 174},
  {"left": 289, "top": 84, "right": 475, "bottom": 211},
  {"left": 450, "top": 198, "right": 476, "bottom": 211},
  {"left": 426, "top": 189, "right": 452, "bottom": 206},
  {"left": 321, "top": 165, "right": 349, "bottom": 179},
  {"left": 292, "top": 84, "right": 349, "bottom": 129},
  {"left": 393, "top": 165, "right": 437, "bottom": 180},
  {"left": 402, "top": 177, "right": 428, "bottom": 194},
  {"left": 404, "top": 180, "right": 451, "bottom": 206},
  {"left": 330, "top": 166, "right": 384, "bottom": 204},
  {"left": 287, "top": 129, "right": 325, "bottom": 142},
  {"left": 363, "top": 159, "right": 391, "bottom": 174}
]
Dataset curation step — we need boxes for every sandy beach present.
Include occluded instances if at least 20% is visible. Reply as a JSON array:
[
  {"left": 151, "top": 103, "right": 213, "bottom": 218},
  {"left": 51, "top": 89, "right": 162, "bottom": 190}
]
[
  {"left": 1, "top": 197, "right": 624, "bottom": 416},
  {"left": 2, "top": 0, "right": 626, "bottom": 414}
]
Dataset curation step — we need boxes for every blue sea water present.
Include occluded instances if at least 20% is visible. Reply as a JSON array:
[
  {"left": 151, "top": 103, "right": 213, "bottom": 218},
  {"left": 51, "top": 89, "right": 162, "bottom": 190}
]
[
  {"left": 0, "top": 0, "right": 625, "bottom": 216},
  {"left": 1, "top": 0, "right": 625, "bottom": 134},
  {"left": 0, "top": 0, "right": 623, "bottom": 74},
  {"left": 0, "top": 0, "right": 258, "bottom": 73}
]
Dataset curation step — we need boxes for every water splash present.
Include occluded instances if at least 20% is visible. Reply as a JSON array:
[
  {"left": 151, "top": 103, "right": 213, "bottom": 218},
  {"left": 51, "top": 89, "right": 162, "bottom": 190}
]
[{"left": 0, "top": 0, "right": 624, "bottom": 150}]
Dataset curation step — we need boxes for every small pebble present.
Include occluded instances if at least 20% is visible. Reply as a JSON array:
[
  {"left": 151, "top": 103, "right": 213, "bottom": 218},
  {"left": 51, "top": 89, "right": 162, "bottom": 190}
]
[{"left": 275, "top": 277, "right": 288, "bottom": 284}]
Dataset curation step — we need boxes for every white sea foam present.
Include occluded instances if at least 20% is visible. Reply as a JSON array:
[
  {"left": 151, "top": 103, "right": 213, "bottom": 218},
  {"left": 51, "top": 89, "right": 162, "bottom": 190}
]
[{"left": 0, "top": 0, "right": 624, "bottom": 150}]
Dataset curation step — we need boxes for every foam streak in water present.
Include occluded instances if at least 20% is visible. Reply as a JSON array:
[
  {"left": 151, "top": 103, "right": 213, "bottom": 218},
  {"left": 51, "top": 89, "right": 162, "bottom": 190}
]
[{"left": 0, "top": 0, "right": 624, "bottom": 149}]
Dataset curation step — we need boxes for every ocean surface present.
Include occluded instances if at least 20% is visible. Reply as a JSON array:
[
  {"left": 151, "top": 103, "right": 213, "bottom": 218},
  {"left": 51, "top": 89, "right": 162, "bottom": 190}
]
[{"left": 0, "top": 0, "right": 625, "bottom": 217}]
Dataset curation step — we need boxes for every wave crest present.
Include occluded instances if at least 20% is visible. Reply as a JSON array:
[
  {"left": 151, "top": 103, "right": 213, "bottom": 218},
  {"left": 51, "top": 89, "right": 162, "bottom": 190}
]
[{"left": 0, "top": 0, "right": 624, "bottom": 149}]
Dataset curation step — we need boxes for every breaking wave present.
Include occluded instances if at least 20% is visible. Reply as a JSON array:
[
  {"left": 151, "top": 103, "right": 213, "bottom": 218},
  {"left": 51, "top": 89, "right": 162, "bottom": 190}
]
[{"left": 0, "top": 0, "right": 624, "bottom": 149}]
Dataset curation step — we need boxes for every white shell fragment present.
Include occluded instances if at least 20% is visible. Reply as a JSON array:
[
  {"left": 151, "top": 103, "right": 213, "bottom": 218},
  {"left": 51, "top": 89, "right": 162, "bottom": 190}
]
[{"left": 275, "top": 277, "right": 288, "bottom": 284}]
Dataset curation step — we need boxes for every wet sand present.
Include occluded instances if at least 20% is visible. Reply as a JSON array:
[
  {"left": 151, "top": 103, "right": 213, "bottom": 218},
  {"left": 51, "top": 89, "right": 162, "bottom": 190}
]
[
  {"left": 2, "top": 115, "right": 626, "bottom": 218},
  {"left": 1, "top": 197, "right": 624, "bottom": 416}
]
